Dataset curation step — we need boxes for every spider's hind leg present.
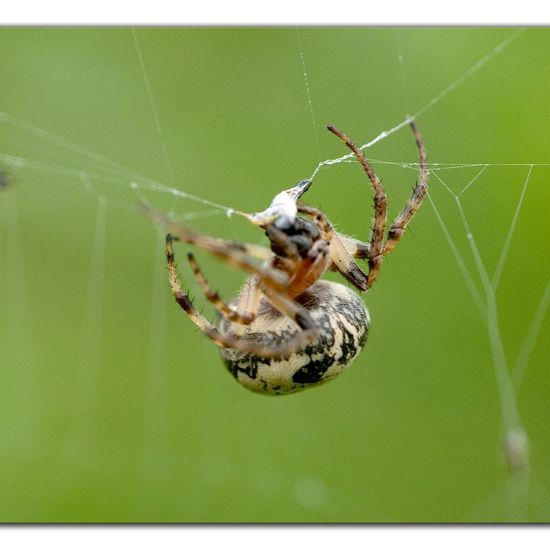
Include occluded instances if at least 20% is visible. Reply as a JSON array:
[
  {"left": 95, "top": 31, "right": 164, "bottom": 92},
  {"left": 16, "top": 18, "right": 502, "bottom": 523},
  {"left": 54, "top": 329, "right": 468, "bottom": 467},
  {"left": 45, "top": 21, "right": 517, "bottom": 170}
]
[
  {"left": 165, "top": 233, "right": 315, "bottom": 359},
  {"left": 186, "top": 251, "right": 258, "bottom": 325},
  {"left": 165, "top": 233, "right": 211, "bottom": 331}
]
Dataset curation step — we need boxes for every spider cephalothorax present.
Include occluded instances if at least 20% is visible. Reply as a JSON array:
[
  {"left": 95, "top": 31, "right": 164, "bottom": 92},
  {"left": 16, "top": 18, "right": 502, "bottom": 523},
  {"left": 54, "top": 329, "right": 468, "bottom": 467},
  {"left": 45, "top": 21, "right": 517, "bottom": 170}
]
[{"left": 144, "top": 121, "right": 428, "bottom": 395}]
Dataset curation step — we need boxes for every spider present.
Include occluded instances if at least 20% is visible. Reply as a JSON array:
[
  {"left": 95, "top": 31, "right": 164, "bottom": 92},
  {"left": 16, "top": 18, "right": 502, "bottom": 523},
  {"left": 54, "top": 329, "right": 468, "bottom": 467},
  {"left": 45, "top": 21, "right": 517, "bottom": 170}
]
[{"left": 144, "top": 120, "right": 428, "bottom": 395}]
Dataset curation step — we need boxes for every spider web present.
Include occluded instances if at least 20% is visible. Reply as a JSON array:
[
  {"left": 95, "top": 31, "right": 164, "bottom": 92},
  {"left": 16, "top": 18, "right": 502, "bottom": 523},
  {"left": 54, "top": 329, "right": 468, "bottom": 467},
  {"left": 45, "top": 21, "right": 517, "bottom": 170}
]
[{"left": 1, "top": 27, "right": 549, "bottom": 522}]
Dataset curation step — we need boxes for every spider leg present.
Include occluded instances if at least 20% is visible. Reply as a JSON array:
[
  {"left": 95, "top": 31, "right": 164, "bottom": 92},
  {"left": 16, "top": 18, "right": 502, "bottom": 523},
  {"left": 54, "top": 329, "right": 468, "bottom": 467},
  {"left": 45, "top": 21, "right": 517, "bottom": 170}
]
[
  {"left": 166, "top": 234, "right": 315, "bottom": 359},
  {"left": 165, "top": 233, "right": 216, "bottom": 333},
  {"left": 143, "top": 205, "right": 287, "bottom": 290},
  {"left": 326, "top": 124, "right": 387, "bottom": 289},
  {"left": 187, "top": 251, "right": 257, "bottom": 325},
  {"left": 276, "top": 202, "right": 364, "bottom": 296},
  {"left": 298, "top": 204, "right": 370, "bottom": 291},
  {"left": 265, "top": 225, "right": 300, "bottom": 263},
  {"left": 229, "top": 276, "right": 262, "bottom": 337},
  {"left": 219, "top": 285, "right": 319, "bottom": 359},
  {"left": 336, "top": 234, "right": 370, "bottom": 259},
  {"left": 328, "top": 231, "right": 369, "bottom": 291},
  {"left": 298, "top": 204, "right": 370, "bottom": 260},
  {"left": 270, "top": 204, "right": 336, "bottom": 295},
  {"left": 256, "top": 285, "right": 320, "bottom": 355},
  {"left": 288, "top": 239, "right": 331, "bottom": 297},
  {"left": 216, "top": 282, "right": 320, "bottom": 359},
  {"left": 297, "top": 204, "right": 333, "bottom": 241},
  {"left": 382, "top": 120, "right": 429, "bottom": 256},
  {"left": 142, "top": 203, "right": 273, "bottom": 258}
]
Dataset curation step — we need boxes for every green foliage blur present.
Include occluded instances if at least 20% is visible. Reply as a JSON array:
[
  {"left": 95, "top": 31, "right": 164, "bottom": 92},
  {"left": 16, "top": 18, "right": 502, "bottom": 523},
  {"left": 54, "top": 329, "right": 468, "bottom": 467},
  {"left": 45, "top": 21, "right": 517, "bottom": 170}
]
[{"left": 1, "top": 27, "right": 550, "bottom": 522}]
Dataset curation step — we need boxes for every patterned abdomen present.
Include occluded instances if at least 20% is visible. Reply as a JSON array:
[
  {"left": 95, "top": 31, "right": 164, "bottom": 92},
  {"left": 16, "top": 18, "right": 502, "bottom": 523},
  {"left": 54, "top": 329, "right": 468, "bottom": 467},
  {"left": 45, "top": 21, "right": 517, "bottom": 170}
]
[{"left": 220, "top": 280, "right": 370, "bottom": 394}]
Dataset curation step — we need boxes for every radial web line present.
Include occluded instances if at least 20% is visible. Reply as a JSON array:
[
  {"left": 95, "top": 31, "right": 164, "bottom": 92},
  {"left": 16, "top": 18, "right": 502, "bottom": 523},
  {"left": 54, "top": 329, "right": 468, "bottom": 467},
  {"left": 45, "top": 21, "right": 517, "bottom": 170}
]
[
  {"left": 513, "top": 276, "right": 550, "bottom": 388},
  {"left": 432, "top": 170, "right": 459, "bottom": 197},
  {"left": 430, "top": 164, "right": 532, "bottom": 517},
  {"left": 0, "top": 155, "right": 142, "bottom": 188},
  {"left": 296, "top": 29, "right": 322, "bottom": 162},
  {"left": 138, "top": 225, "right": 171, "bottom": 510},
  {"left": 0, "top": 27, "right": 529, "bottom": 225},
  {"left": 70, "top": 196, "right": 107, "bottom": 456},
  {"left": 414, "top": 28, "right": 526, "bottom": 120},
  {"left": 354, "top": 158, "right": 550, "bottom": 171},
  {"left": 1, "top": 109, "right": 241, "bottom": 218},
  {"left": 461, "top": 212, "right": 530, "bottom": 522},
  {"left": 427, "top": 191, "right": 485, "bottom": 318},
  {"left": 1, "top": 189, "right": 37, "bottom": 443},
  {"left": 453, "top": 181, "right": 515, "bottom": 427},
  {"left": 0, "top": 150, "right": 233, "bottom": 221},
  {"left": 308, "top": 28, "right": 524, "bottom": 181},
  {"left": 395, "top": 33, "right": 411, "bottom": 117},
  {"left": 132, "top": 29, "right": 177, "bottom": 187},
  {"left": 492, "top": 165, "right": 533, "bottom": 291},
  {"left": 456, "top": 196, "right": 529, "bottom": 484},
  {"left": 459, "top": 207, "right": 521, "bottom": 433},
  {"left": 0, "top": 110, "right": 150, "bottom": 182},
  {"left": 456, "top": 165, "right": 489, "bottom": 198}
]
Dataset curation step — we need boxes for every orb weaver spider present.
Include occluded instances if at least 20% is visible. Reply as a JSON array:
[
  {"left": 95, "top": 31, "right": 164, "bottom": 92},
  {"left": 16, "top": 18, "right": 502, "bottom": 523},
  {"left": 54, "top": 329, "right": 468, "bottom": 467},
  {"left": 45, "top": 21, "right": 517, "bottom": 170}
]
[{"left": 144, "top": 121, "right": 428, "bottom": 395}]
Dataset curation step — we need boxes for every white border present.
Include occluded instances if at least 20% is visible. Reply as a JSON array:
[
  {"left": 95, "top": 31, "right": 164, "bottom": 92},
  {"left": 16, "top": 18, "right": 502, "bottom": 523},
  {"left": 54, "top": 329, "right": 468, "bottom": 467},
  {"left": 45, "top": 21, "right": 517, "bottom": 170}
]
[
  {"left": 0, "top": 525, "right": 547, "bottom": 550},
  {"left": 1, "top": 0, "right": 550, "bottom": 25}
]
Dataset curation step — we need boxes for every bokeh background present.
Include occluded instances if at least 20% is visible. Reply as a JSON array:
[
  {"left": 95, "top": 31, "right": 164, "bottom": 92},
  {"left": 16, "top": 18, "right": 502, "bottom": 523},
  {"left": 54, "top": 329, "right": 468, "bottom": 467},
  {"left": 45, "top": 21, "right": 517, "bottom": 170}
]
[{"left": 1, "top": 27, "right": 549, "bottom": 522}]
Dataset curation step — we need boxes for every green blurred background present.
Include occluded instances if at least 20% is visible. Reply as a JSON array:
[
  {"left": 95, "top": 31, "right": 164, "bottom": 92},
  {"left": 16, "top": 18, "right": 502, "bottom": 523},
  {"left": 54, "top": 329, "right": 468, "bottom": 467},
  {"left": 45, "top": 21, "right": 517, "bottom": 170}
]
[{"left": 1, "top": 27, "right": 550, "bottom": 522}]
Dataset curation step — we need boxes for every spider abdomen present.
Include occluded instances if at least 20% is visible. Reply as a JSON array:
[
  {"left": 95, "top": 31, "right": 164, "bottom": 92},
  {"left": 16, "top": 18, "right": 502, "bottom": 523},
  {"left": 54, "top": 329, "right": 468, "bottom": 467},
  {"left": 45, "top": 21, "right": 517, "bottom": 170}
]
[{"left": 220, "top": 280, "right": 370, "bottom": 395}]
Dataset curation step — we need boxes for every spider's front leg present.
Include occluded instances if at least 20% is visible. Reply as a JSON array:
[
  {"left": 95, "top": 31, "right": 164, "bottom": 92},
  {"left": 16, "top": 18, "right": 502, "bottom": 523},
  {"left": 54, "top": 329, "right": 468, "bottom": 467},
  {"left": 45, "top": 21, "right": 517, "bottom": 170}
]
[
  {"left": 382, "top": 120, "right": 429, "bottom": 255},
  {"left": 298, "top": 204, "right": 369, "bottom": 292},
  {"left": 325, "top": 121, "right": 428, "bottom": 289},
  {"left": 144, "top": 204, "right": 287, "bottom": 289},
  {"left": 326, "top": 124, "right": 387, "bottom": 289}
]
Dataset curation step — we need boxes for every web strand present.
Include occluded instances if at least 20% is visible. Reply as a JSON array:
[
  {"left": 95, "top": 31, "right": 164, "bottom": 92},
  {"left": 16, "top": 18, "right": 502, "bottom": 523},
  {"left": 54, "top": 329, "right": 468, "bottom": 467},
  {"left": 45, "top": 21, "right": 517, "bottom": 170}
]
[
  {"left": 1, "top": 27, "right": 548, "bottom": 522},
  {"left": 415, "top": 29, "right": 526, "bottom": 120},
  {"left": 513, "top": 276, "right": 550, "bottom": 388},
  {"left": 69, "top": 196, "right": 107, "bottom": 458},
  {"left": 132, "top": 29, "right": 177, "bottom": 188},
  {"left": 0, "top": 28, "right": 532, "bottom": 227},
  {"left": 0, "top": 189, "right": 37, "bottom": 445},
  {"left": 309, "top": 28, "right": 525, "bottom": 182},
  {"left": 432, "top": 168, "right": 531, "bottom": 481},
  {"left": 0, "top": 111, "right": 240, "bottom": 220},
  {"left": 395, "top": 33, "right": 411, "bottom": 117},
  {"left": 138, "top": 225, "right": 171, "bottom": 509},
  {"left": 492, "top": 165, "right": 533, "bottom": 291},
  {"left": 296, "top": 29, "right": 322, "bottom": 162}
]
